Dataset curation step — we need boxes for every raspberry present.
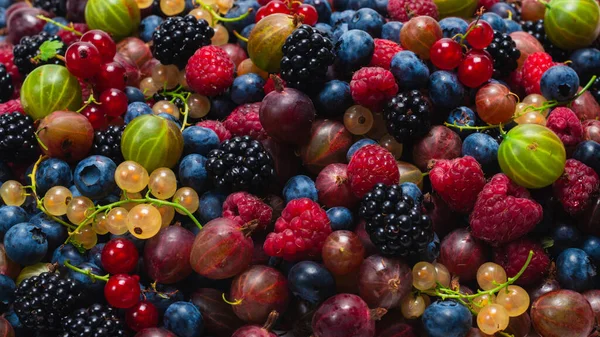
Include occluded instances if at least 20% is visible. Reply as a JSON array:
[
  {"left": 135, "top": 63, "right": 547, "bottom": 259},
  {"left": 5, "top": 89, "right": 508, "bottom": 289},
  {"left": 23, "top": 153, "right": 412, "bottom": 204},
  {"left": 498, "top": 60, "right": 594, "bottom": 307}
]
[
  {"left": 185, "top": 45, "right": 234, "bottom": 97},
  {"left": 0, "top": 44, "right": 21, "bottom": 83},
  {"left": 553, "top": 159, "right": 600, "bottom": 215},
  {"left": 263, "top": 198, "right": 331, "bottom": 261},
  {"left": 493, "top": 237, "right": 550, "bottom": 286},
  {"left": 368, "top": 39, "right": 403, "bottom": 70},
  {"left": 521, "top": 52, "right": 555, "bottom": 95},
  {"left": 430, "top": 156, "right": 486, "bottom": 214},
  {"left": 196, "top": 120, "right": 231, "bottom": 142},
  {"left": 57, "top": 23, "right": 89, "bottom": 46},
  {"left": 546, "top": 107, "right": 583, "bottom": 147},
  {"left": 347, "top": 144, "right": 400, "bottom": 198},
  {"left": 470, "top": 174, "right": 543, "bottom": 245},
  {"left": 0, "top": 99, "right": 24, "bottom": 115},
  {"left": 387, "top": 0, "right": 438, "bottom": 22},
  {"left": 223, "top": 102, "right": 267, "bottom": 140},
  {"left": 350, "top": 67, "right": 398, "bottom": 112},
  {"left": 223, "top": 191, "right": 273, "bottom": 230}
]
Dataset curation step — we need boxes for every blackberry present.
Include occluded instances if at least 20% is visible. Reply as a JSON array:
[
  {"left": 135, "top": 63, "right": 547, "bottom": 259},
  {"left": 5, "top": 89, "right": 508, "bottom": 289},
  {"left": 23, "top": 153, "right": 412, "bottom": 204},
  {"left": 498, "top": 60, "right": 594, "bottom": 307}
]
[
  {"left": 280, "top": 24, "right": 335, "bottom": 93},
  {"left": 0, "top": 64, "right": 13, "bottom": 103},
  {"left": 509, "top": 2, "right": 521, "bottom": 21},
  {"left": 32, "top": 0, "right": 67, "bottom": 16},
  {"left": 153, "top": 92, "right": 186, "bottom": 110},
  {"left": 383, "top": 90, "right": 431, "bottom": 143},
  {"left": 59, "top": 303, "right": 127, "bottom": 337},
  {"left": 92, "top": 125, "right": 125, "bottom": 164},
  {"left": 591, "top": 77, "right": 600, "bottom": 104},
  {"left": 13, "top": 32, "right": 66, "bottom": 76},
  {"left": 152, "top": 15, "right": 214, "bottom": 69},
  {"left": 359, "top": 183, "right": 434, "bottom": 258},
  {"left": 0, "top": 112, "right": 38, "bottom": 162},
  {"left": 486, "top": 31, "right": 520, "bottom": 78},
  {"left": 522, "top": 20, "right": 569, "bottom": 62},
  {"left": 13, "top": 272, "right": 82, "bottom": 331},
  {"left": 206, "top": 136, "right": 276, "bottom": 193}
]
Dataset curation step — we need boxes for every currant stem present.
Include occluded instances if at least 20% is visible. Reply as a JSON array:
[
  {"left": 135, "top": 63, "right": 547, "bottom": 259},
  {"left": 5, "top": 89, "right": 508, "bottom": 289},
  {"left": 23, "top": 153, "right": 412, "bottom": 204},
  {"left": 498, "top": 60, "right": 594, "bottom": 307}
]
[
  {"left": 196, "top": 1, "right": 253, "bottom": 22},
  {"left": 233, "top": 30, "right": 249, "bottom": 43},
  {"left": 36, "top": 15, "right": 83, "bottom": 36},
  {"left": 34, "top": 129, "right": 49, "bottom": 151},
  {"left": 64, "top": 260, "right": 110, "bottom": 282},
  {"left": 443, "top": 121, "right": 500, "bottom": 132},
  {"left": 222, "top": 293, "right": 244, "bottom": 305}
]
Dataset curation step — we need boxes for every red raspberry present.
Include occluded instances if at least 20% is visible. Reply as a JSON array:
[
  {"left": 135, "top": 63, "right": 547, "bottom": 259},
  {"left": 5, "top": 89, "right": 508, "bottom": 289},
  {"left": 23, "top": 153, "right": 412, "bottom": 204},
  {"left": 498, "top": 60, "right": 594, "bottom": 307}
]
[
  {"left": 430, "top": 156, "right": 486, "bottom": 214},
  {"left": 185, "top": 46, "right": 234, "bottom": 97},
  {"left": 57, "top": 23, "right": 89, "bottom": 46},
  {"left": 196, "top": 120, "right": 231, "bottom": 142},
  {"left": 223, "top": 102, "right": 267, "bottom": 140},
  {"left": 369, "top": 39, "right": 403, "bottom": 70},
  {"left": 222, "top": 191, "right": 273, "bottom": 231},
  {"left": 0, "top": 44, "right": 21, "bottom": 83},
  {"left": 347, "top": 144, "right": 400, "bottom": 198},
  {"left": 546, "top": 107, "right": 583, "bottom": 147},
  {"left": 0, "top": 99, "right": 24, "bottom": 115},
  {"left": 470, "top": 174, "right": 543, "bottom": 245},
  {"left": 493, "top": 237, "right": 550, "bottom": 286},
  {"left": 263, "top": 198, "right": 331, "bottom": 261},
  {"left": 553, "top": 159, "right": 600, "bottom": 215},
  {"left": 350, "top": 67, "right": 398, "bottom": 112},
  {"left": 387, "top": 0, "right": 438, "bottom": 22},
  {"left": 521, "top": 52, "right": 555, "bottom": 95}
]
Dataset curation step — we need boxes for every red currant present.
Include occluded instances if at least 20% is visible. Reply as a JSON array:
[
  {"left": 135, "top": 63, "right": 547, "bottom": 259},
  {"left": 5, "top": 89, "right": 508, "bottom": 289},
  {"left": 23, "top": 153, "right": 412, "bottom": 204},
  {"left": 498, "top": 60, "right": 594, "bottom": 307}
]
[
  {"left": 104, "top": 274, "right": 141, "bottom": 309},
  {"left": 458, "top": 50, "right": 494, "bottom": 88},
  {"left": 266, "top": 1, "right": 290, "bottom": 14},
  {"left": 81, "top": 104, "right": 108, "bottom": 130},
  {"left": 94, "top": 62, "right": 127, "bottom": 93},
  {"left": 100, "top": 88, "right": 128, "bottom": 118},
  {"left": 297, "top": 4, "right": 318, "bottom": 26},
  {"left": 65, "top": 42, "right": 102, "bottom": 79},
  {"left": 255, "top": 6, "right": 268, "bottom": 22},
  {"left": 465, "top": 20, "right": 494, "bottom": 49},
  {"left": 101, "top": 238, "right": 139, "bottom": 274},
  {"left": 126, "top": 300, "right": 159, "bottom": 332},
  {"left": 430, "top": 38, "right": 463, "bottom": 70},
  {"left": 80, "top": 29, "right": 117, "bottom": 63}
]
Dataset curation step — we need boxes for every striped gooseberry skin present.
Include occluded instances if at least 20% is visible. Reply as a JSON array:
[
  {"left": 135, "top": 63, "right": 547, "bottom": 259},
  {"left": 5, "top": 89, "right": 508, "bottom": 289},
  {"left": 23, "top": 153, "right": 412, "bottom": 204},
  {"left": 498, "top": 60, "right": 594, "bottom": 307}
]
[
  {"left": 120, "top": 114, "right": 184, "bottom": 173},
  {"left": 85, "top": 0, "right": 141, "bottom": 41},
  {"left": 475, "top": 83, "right": 516, "bottom": 125},
  {"left": 434, "top": 0, "right": 478, "bottom": 19},
  {"left": 248, "top": 14, "right": 296, "bottom": 73},
  {"left": 498, "top": 124, "right": 566, "bottom": 189},
  {"left": 20, "top": 65, "right": 82, "bottom": 121},
  {"left": 544, "top": 0, "right": 600, "bottom": 50}
]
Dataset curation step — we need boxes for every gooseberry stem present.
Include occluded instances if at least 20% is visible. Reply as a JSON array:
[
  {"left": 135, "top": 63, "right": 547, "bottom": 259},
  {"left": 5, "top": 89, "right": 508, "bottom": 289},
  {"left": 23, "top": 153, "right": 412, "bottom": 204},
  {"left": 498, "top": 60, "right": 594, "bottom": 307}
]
[
  {"left": 443, "top": 122, "right": 501, "bottom": 132},
  {"left": 453, "top": 6, "right": 486, "bottom": 45},
  {"left": 64, "top": 260, "right": 110, "bottom": 282},
  {"left": 222, "top": 293, "right": 243, "bottom": 305},
  {"left": 233, "top": 30, "right": 248, "bottom": 43},
  {"left": 521, "top": 75, "right": 597, "bottom": 112},
  {"left": 196, "top": 1, "right": 253, "bottom": 23},
  {"left": 34, "top": 129, "right": 49, "bottom": 151},
  {"left": 36, "top": 15, "right": 83, "bottom": 36}
]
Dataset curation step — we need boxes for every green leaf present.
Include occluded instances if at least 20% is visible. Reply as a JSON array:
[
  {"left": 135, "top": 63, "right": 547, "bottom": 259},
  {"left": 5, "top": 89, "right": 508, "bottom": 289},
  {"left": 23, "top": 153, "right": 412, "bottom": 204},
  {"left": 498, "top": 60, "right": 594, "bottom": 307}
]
[
  {"left": 37, "top": 40, "right": 64, "bottom": 62},
  {"left": 70, "top": 240, "right": 88, "bottom": 254}
]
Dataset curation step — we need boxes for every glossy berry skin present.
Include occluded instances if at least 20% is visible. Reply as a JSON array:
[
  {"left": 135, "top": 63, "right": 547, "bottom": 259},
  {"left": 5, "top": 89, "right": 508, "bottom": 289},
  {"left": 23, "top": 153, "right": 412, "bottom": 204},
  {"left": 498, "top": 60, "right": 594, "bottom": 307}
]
[
  {"left": 466, "top": 20, "right": 494, "bottom": 49},
  {"left": 573, "top": 141, "right": 600, "bottom": 175},
  {"left": 100, "top": 89, "right": 129, "bottom": 118},
  {"left": 0, "top": 206, "right": 28, "bottom": 236},
  {"left": 390, "top": 50, "right": 430, "bottom": 91},
  {"left": 540, "top": 65, "right": 580, "bottom": 102},
  {"left": 73, "top": 155, "right": 117, "bottom": 200},
  {"left": 104, "top": 274, "right": 141, "bottom": 309},
  {"left": 288, "top": 261, "right": 336, "bottom": 304},
  {"left": 312, "top": 294, "right": 379, "bottom": 337},
  {"left": 163, "top": 301, "right": 204, "bottom": 337},
  {"left": 298, "top": 4, "right": 318, "bottom": 26},
  {"left": 458, "top": 51, "right": 494, "bottom": 88},
  {"left": 65, "top": 41, "right": 102, "bottom": 79},
  {"left": 422, "top": 301, "right": 472, "bottom": 337},
  {"left": 126, "top": 301, "right": 159, "bottom": 332},
  {"left": 428, "top": 71, "right": 465, "bottom": 109},
  {"left": 327, "top": 207, "right": 355, "bottom": 231},
  {"left": 348, "top": 8, "right": 384, "bottom": 37},
  {"left": 94, "top": 62, "right": 127, "bottom": 93},
  {"left": 101, "top": 238, "right": 139, "bottom": 275},
  {"left": 81, "top": 104, "right": 108, "bottom": 130},
  {"left": 430, "top": 38, "right": 463, "bottom": 70},
  {"left": 462, "top": 133, "right": 499, "bottom": 167},
  {"left": 556, "top": 248, "right": 597, "bottom": 292},
  {"left": 3, "top": 223, "right": 47, "bottom": 266},
  {"left": 80, "top": 29, "right": 116, "bottom": 63}
]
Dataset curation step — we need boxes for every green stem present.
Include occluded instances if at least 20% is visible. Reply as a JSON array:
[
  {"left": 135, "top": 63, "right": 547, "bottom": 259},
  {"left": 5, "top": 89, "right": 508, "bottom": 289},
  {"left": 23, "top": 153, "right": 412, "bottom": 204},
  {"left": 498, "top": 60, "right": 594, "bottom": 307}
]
[
  {"left": 36, "top": 15, "right": 83, "bottom": 36},
  {"left": 34, "top": 129, "right": 49, "bottom": 151},
  {"left": 525, "top": 75, "right": 597, "bottom": 112},
  {"left": 443, "top": 122, "right": 501, "bottom": 132},
  {"left": 196, "top": 1, "right": 253, "bottom": 23},
  {"left": 64, "top": 260, "right": 109, "bottom": 282},
  {"left": 498, "top": 332, "right": 515, "bottom": 337},
  {"left": 233, "top": 30, "right": 249, "bottom": 43},
  {"left": 537, "top": 0, "right": 551, "bottom": 9}
]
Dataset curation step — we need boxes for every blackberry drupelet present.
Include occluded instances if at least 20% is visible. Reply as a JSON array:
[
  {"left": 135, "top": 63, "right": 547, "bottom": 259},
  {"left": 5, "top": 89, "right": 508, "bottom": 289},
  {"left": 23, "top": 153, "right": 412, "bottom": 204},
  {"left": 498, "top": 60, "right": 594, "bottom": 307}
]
[
  {"left": 59, "top": 303, "right": 127, "bottom": 337},
  {"left": 0, "top": 112, "right": 38, "bottom": 162},
  {"left": 153, "top": 92, "right": 186, "bottom": 110},
  {"left": 92, "top": 125, "right": 125, "bottom": 164},
  {"left": 13, "top": 32, "right": 66, "bottom": 76},
  {"left": 591, "top": 77, "right": 600, "bottom": 104},
  {"left": 13, "top": 272, "right": 82, "bottom": 331},
  {"left": 383, "top": 90, "right": 431, "bottom": 143},
  {"left": 280, "top": 24, "right": 335, "bottom": 92},
  {"left": 206, "top": 136, "right": 276, "bottom": 193},
  {"left": 152, "top": 15, "right": 214, "bottom": 69},
  {"left": 359, "top": 183, "right": 434, "bottom": 258},
  {"left": 486, "top": 31, "right": 520, "bottom": 78},
  {"left": 509, "top": 2, "right": 521, "bottom": 21},
  {"left": 522, "top": 20, "right": 568, "bottom": 61},
  {"left": 0, "top": 64, "right": 13, "bottom": 103},
  {"left": 32, "top": 0, "right": 67, "bottom": 16}
]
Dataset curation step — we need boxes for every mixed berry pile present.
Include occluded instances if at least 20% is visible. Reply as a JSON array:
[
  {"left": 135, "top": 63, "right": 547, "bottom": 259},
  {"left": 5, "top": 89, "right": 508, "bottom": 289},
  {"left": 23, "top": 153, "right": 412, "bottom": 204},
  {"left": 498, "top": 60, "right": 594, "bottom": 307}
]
[{"left": 1, "top": 0, "right": 600, "bottom": 337}]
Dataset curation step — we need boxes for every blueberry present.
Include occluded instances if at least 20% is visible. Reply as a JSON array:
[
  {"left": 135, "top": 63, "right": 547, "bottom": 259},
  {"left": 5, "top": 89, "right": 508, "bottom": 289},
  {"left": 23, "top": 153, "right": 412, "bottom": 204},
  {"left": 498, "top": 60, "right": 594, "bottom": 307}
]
[
  {"left": 573, "top": 141, "right": 600, "bottom": 175},
  {"left": 36, "top": 158, "right": 73, "bottom": 196},
  {"left": 0, "top": 206, "right": 28, "bottom": 236},
  {"left": 0, "top": 274, "right": 15, "bottom": 305},
  {"left": 140, "top": 15, "right": 164, "bottom": 42},
  {"left": 197, "top": 191, "right": 226, "bottom": 223},
  {"left": 422, "top": 301, "right": 472, "bottom": 337},
  {"left": 4, "top": 223, "right": 48, "bottom": 265},
  {"left": 88, "top": 243, "right": 105, "bottom": 269},
  {"left": 231, "top": 73, "right": 265, "bottom": 105},
  {"left": 68, "top": 262, "right": 105, "bottom": 292},
  {"left": 0, "top": 0, "right": 12, "bottom": 9},
  {"left": 42, "top": 17, "right": 68, "bottom": 34},
  {"left": 51, "top": 243, "right": 87, "bottom": 266},
  {"left": 348, "top": 8, "right": 384, "bottom": 37},
  {"left": 489, "top": 3, "right": 517, "bottom": 19},
  {"left": 315, "top": 23, "right": 334, "bottom": 40},
  {"left": 569, "top": 48, "right": 600, "bottom": 83},
  {"left": 223, "top": 0, "right": 260, "bottom": 34},
  {"left": 124, "top": 102, "right": 153, "bottom": 124},
  {"left": 504, "top": 19, "right": 522, "bottom": 33},
  {"left": 347, "top": 0, "right": 376, "bottom": 10},
  {"left": 481, "top": 12, "right": 506, "bottom": 33},
  {"left": 30, "top": 212, "right": 67, "bottom": 252},
  {"left": 314, "top": 80, "right": 353, "bottom": 117},
  {"left": 446, "top": 106, "right": 476, "bottom": 138},
  {"left": 157, "top": 113, "right": 181, "bottom": 128},
  {"left": 540, "top": 65, "right": 580, "bottom": 102},
  {"left": 208, "top": 93, "right": 236, "bottom": 120},
  {"left": 179, "top": 154, "right": 209, "bottom": 194},
  {"left": 73, "top": 155, "right": 117, "bottom": 200},
  {"left": 288, "top": 261, "right": 336, "bottom": 304},
  {"left": 381, "top": 21, "right": 403, "bottom": 43},
  {"left": 182, "top": 126, "right": 220, "bottom": 156},
  {"left": 69, "top": 185, "right": 82, "bottom": 198},
  {"left": 332, "top": 23, "right": 349, "bottom": 44},
  {"left": 420, "top": 232, "right": 440, "bottom": 263},
  {"left": 144, "top": 284, "right": 184, "bottom": 314},
  {"left": 428, "top": 70, "right": 465, "bottom": 109},
  {"left": 551, "top": 223, "right": 581, "bottom": 257},
  {"left": 304, "top": 0, "right": 332, "bottom": 24},
  {"left": 283, "top": 175, "right": 318, "bottom": 203},
  {"left": 462, "top": 133, "right": 499, "bottom": 167},
  {"left": 556, "top": 248, "right": 597, "bottom": 292},
  {"left": 164, "top": 301, "right": 204, "bottom": 337},
  {"left": 335, "top": 29, "right": 374, "bottom": 72},
  {"left": 327, "top": 207, "right": 355, "bottom": 231},
  {"left": 439, "top": 17, "right": 468, "bottom": 39},
  {"left": 239, "top": 23, "right": 255, "bottom": 51},
  {"left": 330, "top": 10, "right": 355, "bottom": 25},
  {"left": 373, "top": 0, "right": 387, "bottom": 15},
  {"left": 400, "top": 182, "right": 423, "bottom": 204},
  {"left": 582, "top": 236, "right": 600, "bottom": 264},
  {"left": 125, "top": 86, "right": 146, "bottom": 103},
  {"left": 347, "top": 138, "right": 377, "bottom": 161},
  {"left": 390, "top": 51, "right": 430, "bottom": 91}
]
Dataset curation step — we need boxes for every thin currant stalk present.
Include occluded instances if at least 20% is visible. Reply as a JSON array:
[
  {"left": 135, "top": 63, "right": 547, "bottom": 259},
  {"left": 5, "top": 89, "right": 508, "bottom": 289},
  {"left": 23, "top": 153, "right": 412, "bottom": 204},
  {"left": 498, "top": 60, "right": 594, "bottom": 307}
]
[
  {"left": 196, "top": 0, "right": 253, "bottom": 23},
  {"left": 64, "top": 260, "right": 109, "bottom": 282},
  {"left": 36, "top": 15, "right": 84, "bottom": 36}
]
